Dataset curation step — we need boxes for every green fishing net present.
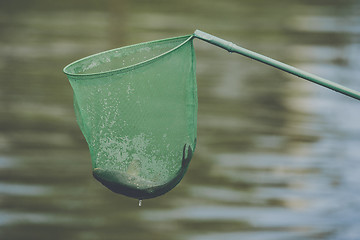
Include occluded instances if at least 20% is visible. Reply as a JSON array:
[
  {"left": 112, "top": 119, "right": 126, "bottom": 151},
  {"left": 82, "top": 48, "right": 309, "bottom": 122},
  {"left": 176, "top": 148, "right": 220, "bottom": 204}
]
[{"left": 64, "top": 35, "right": 197, "bottom": 200}]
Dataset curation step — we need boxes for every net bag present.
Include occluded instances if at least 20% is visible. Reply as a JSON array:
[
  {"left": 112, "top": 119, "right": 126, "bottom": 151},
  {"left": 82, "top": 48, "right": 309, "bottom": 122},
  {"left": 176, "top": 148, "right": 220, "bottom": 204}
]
[{"left": 63, "top": 35, "right": 197, "bottom": 200}]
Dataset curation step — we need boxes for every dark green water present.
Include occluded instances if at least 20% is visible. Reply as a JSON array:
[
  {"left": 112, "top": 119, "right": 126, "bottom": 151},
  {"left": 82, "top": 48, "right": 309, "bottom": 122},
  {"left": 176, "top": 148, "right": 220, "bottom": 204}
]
[{"left": 1, "top": 0, "right": 360, "bottom": 239}]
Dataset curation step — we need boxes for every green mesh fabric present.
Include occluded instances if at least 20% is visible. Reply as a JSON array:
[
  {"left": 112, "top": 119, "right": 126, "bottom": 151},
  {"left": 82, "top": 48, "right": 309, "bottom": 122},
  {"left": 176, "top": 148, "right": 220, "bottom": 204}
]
[{"left": 64, "top": 35, "right": 197, "bottom": 199}]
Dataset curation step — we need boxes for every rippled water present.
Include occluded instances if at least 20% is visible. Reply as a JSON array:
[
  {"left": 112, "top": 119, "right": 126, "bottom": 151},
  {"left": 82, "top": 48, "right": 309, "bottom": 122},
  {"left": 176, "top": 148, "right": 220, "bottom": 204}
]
[{"left": 1, "top": 0, "right": 360, "bottom": 239}]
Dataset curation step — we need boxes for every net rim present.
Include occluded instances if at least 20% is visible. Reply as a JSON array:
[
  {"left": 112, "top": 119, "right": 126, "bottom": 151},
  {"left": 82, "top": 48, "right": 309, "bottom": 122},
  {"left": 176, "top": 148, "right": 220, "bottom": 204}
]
[{"left": 63, "top": 34, "right": 194, "bottom": 78}]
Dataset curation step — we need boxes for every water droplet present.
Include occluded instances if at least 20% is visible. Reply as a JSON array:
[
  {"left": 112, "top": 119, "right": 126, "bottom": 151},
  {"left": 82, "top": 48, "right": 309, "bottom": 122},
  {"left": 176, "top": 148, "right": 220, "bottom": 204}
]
[{"left": 138, "top": 199, "right": 142, "bottom": 207}]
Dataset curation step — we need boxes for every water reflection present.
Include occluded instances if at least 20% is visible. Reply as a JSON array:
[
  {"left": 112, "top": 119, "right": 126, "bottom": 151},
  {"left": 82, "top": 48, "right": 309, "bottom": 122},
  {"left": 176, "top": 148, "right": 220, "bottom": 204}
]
[{"left": 1, "top": 0, "right": 360, "bottom": 239}]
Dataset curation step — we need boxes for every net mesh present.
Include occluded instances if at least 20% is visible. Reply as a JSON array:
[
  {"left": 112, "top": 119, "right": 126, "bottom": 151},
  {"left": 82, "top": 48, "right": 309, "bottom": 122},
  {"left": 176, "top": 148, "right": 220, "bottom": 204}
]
[{"left": 64, "top": 35, "right": 197, "bottom": 199}]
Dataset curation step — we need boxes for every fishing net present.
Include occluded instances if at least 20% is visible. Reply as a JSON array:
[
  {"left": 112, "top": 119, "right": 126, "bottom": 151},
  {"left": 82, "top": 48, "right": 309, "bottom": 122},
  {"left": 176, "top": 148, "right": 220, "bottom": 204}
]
[{"left": 64, "top": 35, "right": 197, "bottom": 199}]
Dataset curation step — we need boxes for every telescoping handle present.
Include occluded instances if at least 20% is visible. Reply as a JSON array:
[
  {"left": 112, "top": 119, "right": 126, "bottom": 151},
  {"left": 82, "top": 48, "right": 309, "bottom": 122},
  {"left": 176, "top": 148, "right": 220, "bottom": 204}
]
[{"left": 193, "top": 29, "right": 360, "bottom": 101}]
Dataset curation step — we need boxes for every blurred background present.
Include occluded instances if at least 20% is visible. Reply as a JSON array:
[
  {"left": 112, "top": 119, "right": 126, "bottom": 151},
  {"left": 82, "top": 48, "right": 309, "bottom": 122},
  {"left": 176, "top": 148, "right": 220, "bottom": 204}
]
[{"left": 1, "top": 0, "right": 360, "bottom": 239}]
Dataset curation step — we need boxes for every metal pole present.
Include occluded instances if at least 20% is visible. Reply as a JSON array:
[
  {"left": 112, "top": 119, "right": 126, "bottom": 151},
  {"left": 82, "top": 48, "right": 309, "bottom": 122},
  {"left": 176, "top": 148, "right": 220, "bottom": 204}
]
[{"left": 193, "top": 29, "right": 360, "bottom": 101}]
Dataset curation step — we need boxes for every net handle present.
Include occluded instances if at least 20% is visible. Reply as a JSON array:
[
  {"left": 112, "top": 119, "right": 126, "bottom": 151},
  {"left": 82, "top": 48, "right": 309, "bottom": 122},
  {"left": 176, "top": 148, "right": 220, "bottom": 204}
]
[{"left": 193, "top": 29, "right": 360, "bottom": 101}]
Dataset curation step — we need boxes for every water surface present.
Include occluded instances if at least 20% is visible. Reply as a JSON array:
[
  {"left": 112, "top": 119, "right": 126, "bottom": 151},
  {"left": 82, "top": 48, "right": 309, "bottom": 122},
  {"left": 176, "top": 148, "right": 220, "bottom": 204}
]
[{"left": 1, "top": 0, "right": 360, "bottom": 239}]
